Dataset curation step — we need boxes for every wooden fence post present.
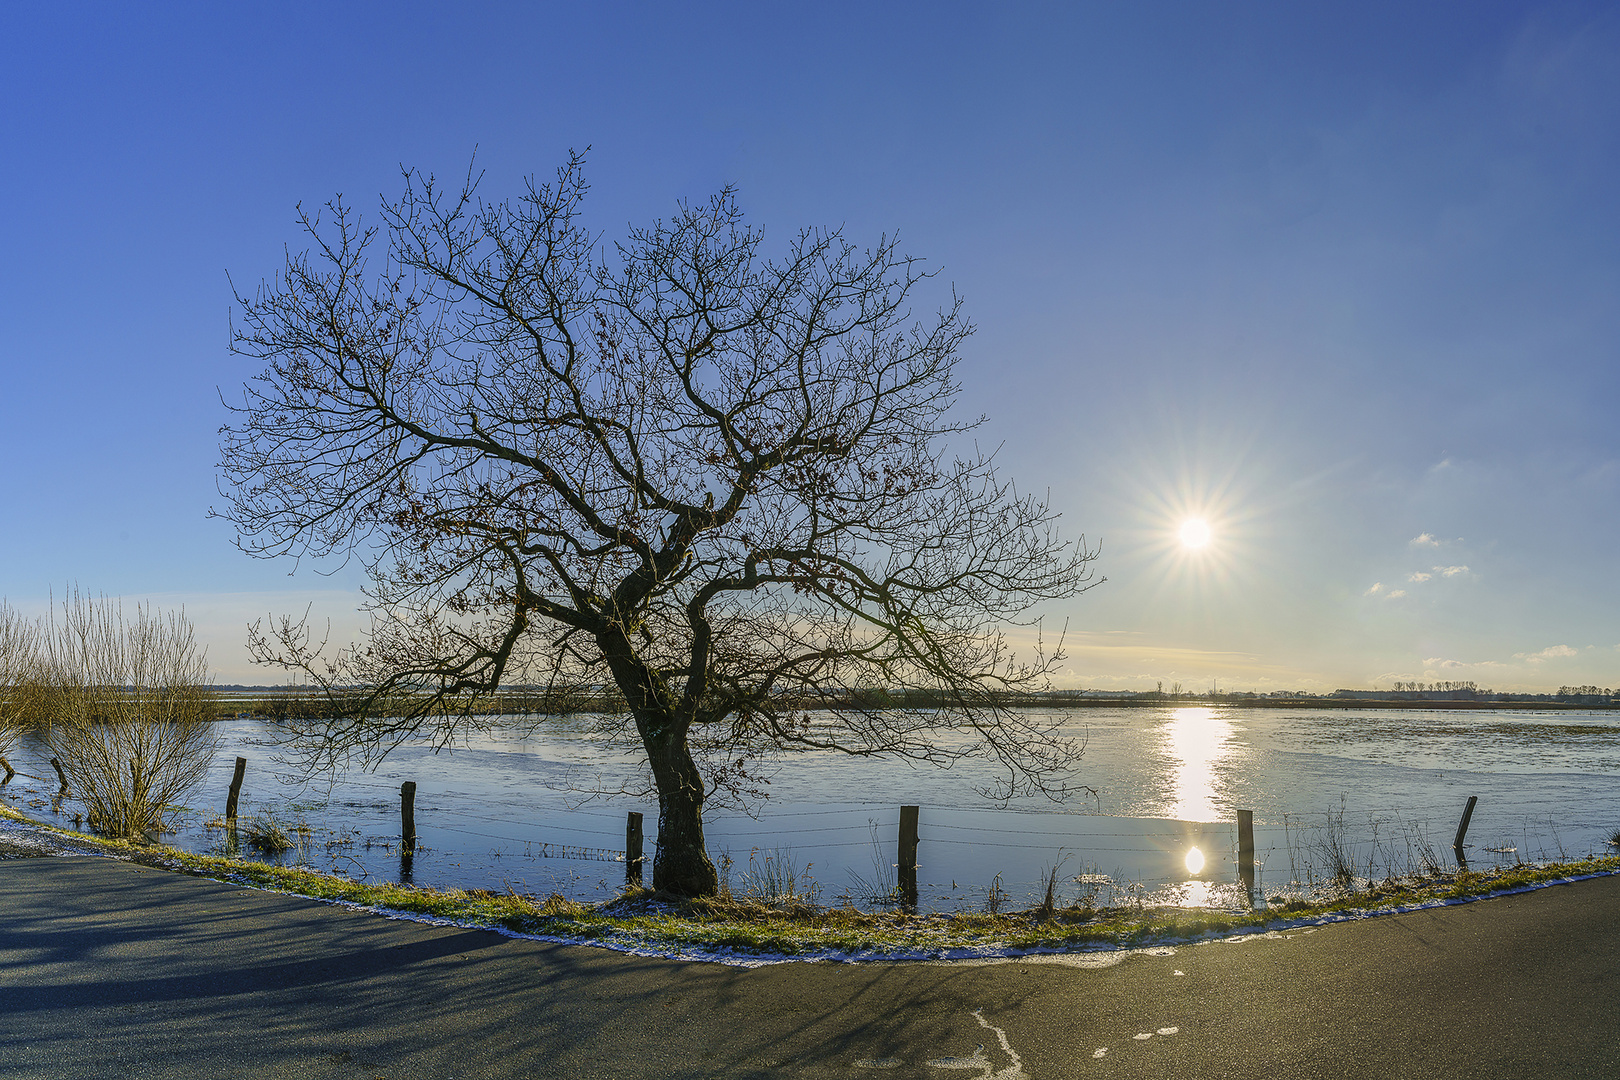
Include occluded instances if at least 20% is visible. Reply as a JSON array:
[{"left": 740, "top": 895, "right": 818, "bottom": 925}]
[
  {"left": 1237, "top": 809, "right": 1256, "bottom": 903},
  {"left": 401, "top": 781, "right": 417, "bottom": 850},
  {"left": 48, "top": 757, "right": 68, "bottom": 794},
  {"left": 898, "top": 805, "right": 920, "bottom": 911},
  {"left": 224, "top": 757, "right": 247, "bottom": 820},
  {"left": 0, "top": 756, "right": 13, "bottom": 783},
  {"left": 626, "top": 811, "right": 644, "bottom": 887},
  {"left": 1453, "top": 795, "right": 1477, "bottom": 868}
]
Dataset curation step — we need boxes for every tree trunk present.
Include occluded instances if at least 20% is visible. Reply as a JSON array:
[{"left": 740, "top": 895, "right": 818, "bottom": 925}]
[{"left": 637, "top": 714, "right": 718, "bottom": 896}]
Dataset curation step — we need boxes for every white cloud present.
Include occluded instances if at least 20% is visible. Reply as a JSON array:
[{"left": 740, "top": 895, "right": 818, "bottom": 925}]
[
  {"left": 1436, "top": 565, "right": 1471, "bottom": 577},
  {"left": 1386, "top": 589, "right": 1406, "bottom": 599},
  {"left": 1513, "top": 645, "right": 1578, "bottom": 663},
  {"left": 1418, "top": 656, "right": 1512, "bottom": 674},
  {"left": 1408, "top": 571, "right": 1432, "bottom": 583},
  {"left": 1365, "top": 582, "right": 1383, "bottom": 596},
  {"left": 1410, "top": 533, "right": 1441, "bottom": 547}
]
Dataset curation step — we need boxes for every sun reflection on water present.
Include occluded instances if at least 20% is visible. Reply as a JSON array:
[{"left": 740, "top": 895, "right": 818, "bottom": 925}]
[
  {"left": 1170, "top": 879, "right": 1213, "bottom": 907},
  {"left": 1164, "top": 706, "right": 1232, "bottom": 822}
]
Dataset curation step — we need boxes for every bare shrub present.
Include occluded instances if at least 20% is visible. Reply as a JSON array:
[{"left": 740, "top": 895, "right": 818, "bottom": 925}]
[
  {"left": 39, "top": 590, "right": 218, "bottom": 838},
  {"left": 0, "top": 601, "right": 43, "bottom": 757}
]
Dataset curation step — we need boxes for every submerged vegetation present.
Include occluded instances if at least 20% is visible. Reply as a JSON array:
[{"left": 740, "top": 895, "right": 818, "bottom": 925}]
[{"left": 242, "top": 813, "right": 296, "bottom": 855}]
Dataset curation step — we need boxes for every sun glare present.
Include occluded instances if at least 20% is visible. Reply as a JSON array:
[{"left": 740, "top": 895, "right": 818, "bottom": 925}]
[
  {"left": 1178, "top": 518, "right": 1212, "bottom": 549},
  {"left": 1184, "top": 847, "right": 1205, "bottom": 875}
]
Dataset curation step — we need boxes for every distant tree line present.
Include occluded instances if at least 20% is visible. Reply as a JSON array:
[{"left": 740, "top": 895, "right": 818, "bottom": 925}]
[
  {"left": 204, "top": 680, "right": 1618, "bottom": 711},
  {"left": 221, "top": 684, "right": 630, "bottom": 722},
  {"left": 1557, "top": 685, "right": 1614, "bottom": 699},
  {"left": 1390, "top": 681, "right": 1477, "bottom": 693}
]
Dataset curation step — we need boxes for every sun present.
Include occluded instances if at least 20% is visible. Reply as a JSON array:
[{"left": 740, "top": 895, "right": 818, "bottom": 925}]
[{"left": 1178, "top": 518, "right": 1212, "bottom": 550}]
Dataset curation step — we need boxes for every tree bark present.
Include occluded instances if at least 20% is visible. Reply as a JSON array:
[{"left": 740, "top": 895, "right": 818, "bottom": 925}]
[{"left": 637, "top": 714, "right": 718, "bottom": 896}]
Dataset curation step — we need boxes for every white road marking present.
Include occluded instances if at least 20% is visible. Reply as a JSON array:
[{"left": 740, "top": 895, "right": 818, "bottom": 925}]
[
  {"left": 1133, "top": 1033, "right": 1153, "bottom": 1040},
  {"left": 919, "top": 1010, "right": 1028, "bottom": 1079},
  {"left": 854, "top": 1059, "right": 903, "bottom": 1069},
  {"left": 1092, "top": 1048, "right": 1107, "bottom": 1059},
  {"left": 1156, "top": 1027, "right": 1179, "bottom": 1036},
  {"left": 974, "top": 1008, "right": 1027, "bottom": 1080}
]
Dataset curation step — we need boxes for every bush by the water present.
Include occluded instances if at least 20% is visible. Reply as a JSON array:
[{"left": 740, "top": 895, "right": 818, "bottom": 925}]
[
  {"left": 35, "top": 590, "right": 217, "bottom": 838},
  {"left": 0, "top": 602, "right": 43, "bottom": 757}
]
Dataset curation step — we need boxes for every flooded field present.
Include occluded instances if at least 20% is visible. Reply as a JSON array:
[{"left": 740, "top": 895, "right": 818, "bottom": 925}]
[{"left": 4, "top": 705, "right": 1617, "bottom": 911}]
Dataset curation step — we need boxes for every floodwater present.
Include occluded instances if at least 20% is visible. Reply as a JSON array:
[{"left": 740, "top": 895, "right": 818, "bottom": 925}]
[{"left": 3, "top": 705, "right": 1616, "bottom": 911}]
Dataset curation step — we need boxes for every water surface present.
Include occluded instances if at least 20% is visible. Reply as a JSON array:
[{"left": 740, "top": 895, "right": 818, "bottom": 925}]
[{"left": 4, "top": 705, "right": 1615, "bottom": 910}]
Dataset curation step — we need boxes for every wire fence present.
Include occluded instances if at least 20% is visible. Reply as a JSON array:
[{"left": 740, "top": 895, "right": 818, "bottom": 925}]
[{"left": 4, "top": 744, "right": 1617, "bottom": 912}]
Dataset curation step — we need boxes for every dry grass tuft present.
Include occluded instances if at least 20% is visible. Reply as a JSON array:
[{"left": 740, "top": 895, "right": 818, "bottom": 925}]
[{"left": 243, "top": 814, "right": 294, "bottom": 854}]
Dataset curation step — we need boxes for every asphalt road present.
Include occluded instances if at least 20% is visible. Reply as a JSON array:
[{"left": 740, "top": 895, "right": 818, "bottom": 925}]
[{"left": 1, "top": 852, "right": 1616, "bottom": 1079}]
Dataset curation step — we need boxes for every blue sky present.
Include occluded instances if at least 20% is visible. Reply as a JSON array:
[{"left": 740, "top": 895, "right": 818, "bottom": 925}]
[{"left": 1, "top": 2, "right": 1616, "bottom": 689}]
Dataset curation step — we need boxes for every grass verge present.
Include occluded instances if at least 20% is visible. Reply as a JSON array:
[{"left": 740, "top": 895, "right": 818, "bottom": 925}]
[{"left": 4, "top": 803, "right": 1618, "bottom": 961}]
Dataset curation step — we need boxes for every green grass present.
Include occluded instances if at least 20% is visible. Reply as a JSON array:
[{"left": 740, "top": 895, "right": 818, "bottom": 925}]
[{"left": 4, "top": 802, "right": 1617, "bottom": 960}]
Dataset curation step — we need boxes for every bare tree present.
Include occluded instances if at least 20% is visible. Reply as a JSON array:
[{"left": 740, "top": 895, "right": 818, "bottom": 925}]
[
  {"left": 40, "top": 591, "right": 217, "bottom": 838},
  {"left": 219, "top": 155, "right": 1100, "bottom": 895}
]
